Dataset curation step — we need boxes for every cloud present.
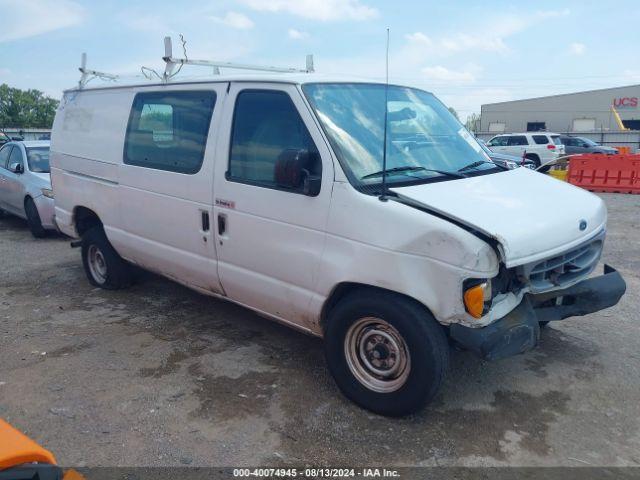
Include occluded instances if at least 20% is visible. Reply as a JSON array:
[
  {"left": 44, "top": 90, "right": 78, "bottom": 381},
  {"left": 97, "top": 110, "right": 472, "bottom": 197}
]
[
  {"left": 402, "top": 8, "right": 570, "bottom": 60},
  {"left": 421, "top": 65, "right": 477, "bottom": 84},
  {"left": 0, "top": 0, "right": 85, "bottom": 42},
  {"left": 288, "top": 28, "right": 309, "bottom": 40},
  {"left": 569, "top": 42, "right": 586, "bottom": 55},
  {"left": 236, "top": 0, "right": 378, "bottom": 21},
  {"left": 210, "top": 11, "right": 254, "bottom": 30}
]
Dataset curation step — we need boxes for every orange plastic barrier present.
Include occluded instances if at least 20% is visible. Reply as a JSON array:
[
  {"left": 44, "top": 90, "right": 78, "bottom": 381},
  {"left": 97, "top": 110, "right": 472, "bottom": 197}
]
[
  {"left": 614, "top": 146, "right": 632, "bottom": 155},
  {"left": 568, "top": 154, "right": 640, "bottom": 194},
  {"left": 0, "top": 418, "right": 56, "bottom": 470}
]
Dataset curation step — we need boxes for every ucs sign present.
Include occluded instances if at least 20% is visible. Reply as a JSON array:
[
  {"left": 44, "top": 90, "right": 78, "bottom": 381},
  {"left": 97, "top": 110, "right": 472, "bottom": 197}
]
[{"left": 613, "top": 97, "right": 638, "bottom": 108}]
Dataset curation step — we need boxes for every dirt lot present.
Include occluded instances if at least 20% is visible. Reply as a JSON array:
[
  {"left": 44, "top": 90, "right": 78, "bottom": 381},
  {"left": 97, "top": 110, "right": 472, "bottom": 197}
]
[{"left": 1, "top": 193, "right": 639, "bottom": 468}]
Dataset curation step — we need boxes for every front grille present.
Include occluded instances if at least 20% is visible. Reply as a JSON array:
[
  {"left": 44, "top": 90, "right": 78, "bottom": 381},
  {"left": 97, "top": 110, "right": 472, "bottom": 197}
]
[{"left": 517, "top": 232, "right": 604, "bottom": 293}]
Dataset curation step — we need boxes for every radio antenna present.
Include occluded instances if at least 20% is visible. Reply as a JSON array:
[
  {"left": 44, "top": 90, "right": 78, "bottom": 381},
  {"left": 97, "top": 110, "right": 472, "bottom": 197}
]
[{"left": 379, "top": 27, "right": 390, "bottom": 201}]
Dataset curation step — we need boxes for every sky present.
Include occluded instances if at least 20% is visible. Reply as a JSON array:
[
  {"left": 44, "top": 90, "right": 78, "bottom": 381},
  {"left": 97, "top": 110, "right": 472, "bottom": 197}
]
[{"left": 1, "top": 0, "right": 639, "bottom": 121}]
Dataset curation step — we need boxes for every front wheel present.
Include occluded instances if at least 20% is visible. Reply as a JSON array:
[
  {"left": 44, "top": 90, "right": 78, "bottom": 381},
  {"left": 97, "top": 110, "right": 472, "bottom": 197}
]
[
  {"left": 81, "top": 226, "right": 132, "bottom": 289},
  {"left": 525, "top": 154, "right": 541, "bottom": 168},
  {"left": 324, "top": 290, "right": 449, "bottom": 416},
  {"left": 25, "top": 197, "right": 47, "bottom": 238}
]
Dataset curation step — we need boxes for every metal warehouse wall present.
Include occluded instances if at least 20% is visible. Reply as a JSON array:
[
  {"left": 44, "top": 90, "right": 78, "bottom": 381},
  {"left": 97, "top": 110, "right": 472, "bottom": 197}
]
[{"left": 480, "top": 84, "right": 640, "bottom": 133}]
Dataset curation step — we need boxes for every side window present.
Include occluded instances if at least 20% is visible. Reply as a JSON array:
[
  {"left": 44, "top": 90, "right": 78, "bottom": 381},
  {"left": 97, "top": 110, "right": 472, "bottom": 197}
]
[
  {"left": 124, "top": 91, "right": 216, "bottom": 174},
  {"left": 487, "top": 136, "right": 507, "bottom": 147},
  {"left": 532, "top": 135, "right": 549, "bottom": 145},
  {"left": 508, "top": 136, "right": 528, "bottom": 146},
  {"left": 228, "top": 90, "right": 320, "bottom": 192},
  {"left": 8, "top": 146, "right": 24, "bottom": 168},
  {"left": 0, "top": 146, "right": 12, "bottom": 169}
]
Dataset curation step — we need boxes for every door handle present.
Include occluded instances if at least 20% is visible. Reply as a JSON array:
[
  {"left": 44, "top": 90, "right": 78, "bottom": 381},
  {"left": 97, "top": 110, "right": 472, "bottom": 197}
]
[
  {"left": 217, "top": 214, "right": 226, "bottom": 235},
  {"left": 201, "top": 211, "right": 210, "bottom": 231}
]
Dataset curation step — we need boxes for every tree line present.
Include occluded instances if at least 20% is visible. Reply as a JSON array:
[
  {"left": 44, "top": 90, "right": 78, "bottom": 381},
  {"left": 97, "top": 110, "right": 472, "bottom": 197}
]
[{"left": 0, "top": 84, "right": 59, "bottom": 129}]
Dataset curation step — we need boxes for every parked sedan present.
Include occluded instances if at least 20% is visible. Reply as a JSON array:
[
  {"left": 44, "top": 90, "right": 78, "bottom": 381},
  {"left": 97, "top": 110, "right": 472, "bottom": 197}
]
[
  {"left": 559, "top": 136, "right": 618, "bottom": 155},
  {"left": 0, "top": 141, "right": 56, "bottom": 237}
]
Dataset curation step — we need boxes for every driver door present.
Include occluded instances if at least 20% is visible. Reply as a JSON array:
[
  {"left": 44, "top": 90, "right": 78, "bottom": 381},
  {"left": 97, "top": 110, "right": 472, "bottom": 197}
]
[{"left": 212, "top": 83, "right": 334, "bottom": 330}]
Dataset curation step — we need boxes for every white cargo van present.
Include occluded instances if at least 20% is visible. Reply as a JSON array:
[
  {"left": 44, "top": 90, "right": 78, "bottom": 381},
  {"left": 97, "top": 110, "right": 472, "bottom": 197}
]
[{"left": 50, "top": 74, "right": 625, "bottom": 416}]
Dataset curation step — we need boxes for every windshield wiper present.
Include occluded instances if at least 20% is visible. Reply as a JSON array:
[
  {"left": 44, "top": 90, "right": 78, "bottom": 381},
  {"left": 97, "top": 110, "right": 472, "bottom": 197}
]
[
  {"left": 457, "top": 160, "right": 505, "bottom": 172},
  {"left": 362, "top": 166, "right": 466, "bottom": 180}
]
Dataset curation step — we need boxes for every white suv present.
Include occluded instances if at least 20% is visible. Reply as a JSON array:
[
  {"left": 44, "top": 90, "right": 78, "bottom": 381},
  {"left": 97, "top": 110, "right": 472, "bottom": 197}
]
[{"left": 486, "top": 133, "right": 565, "bottom": 166}]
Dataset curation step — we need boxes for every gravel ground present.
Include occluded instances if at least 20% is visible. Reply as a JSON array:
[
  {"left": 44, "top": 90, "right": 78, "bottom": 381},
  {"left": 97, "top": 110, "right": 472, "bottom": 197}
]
[{"left": 0, "top": 193, "right": 639, "bottom": 468}]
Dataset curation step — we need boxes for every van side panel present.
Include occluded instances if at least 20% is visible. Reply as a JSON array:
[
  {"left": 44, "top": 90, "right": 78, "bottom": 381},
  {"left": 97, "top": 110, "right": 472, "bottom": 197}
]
[
  {"left": 51, "top": 85, "right": 226, "bottom": 295},
  {"left": 51, "top": 89, "right": 133, "bottom": 236}
]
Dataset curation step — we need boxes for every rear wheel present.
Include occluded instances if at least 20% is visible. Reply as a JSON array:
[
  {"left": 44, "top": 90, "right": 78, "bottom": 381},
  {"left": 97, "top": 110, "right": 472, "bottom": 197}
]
[
  {"left": 25, "top": 197, "right": 47, "bottom": 238},
  {"left": 324, "top": 290, "right": 449, "bottom": 416},
  {"left": 81, "top": 226, "right": 132, "bottom": 289}
]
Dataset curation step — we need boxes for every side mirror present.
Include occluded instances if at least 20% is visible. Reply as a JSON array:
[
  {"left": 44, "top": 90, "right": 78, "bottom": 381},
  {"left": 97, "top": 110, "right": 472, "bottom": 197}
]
[
  {"left": 9, "top": 162, "right": 23, "bottom": 174},
  {"left": 274, "top": 149, "right": 322, "bottom": 196}
]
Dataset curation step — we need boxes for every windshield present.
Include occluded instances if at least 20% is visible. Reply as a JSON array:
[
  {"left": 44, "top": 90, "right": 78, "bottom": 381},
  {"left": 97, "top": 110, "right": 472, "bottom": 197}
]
[
  {"left": 26, "top": 147, "right": 50, "bottom": 173},
  {"left": 302, "top": 83, "right": 494, "bottom": 190}
]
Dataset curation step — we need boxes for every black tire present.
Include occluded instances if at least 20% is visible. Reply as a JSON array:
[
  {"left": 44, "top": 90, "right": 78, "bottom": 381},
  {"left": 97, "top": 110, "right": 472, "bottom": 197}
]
[
  {"left": 525, "top": 154, "right": 541, "bottom": 167},
  {"left": 324, "top": 290, "right": 449, "bottom": 416},
  {"left": 25, "top": 197, "right": 47, "bottom": 238},
  {"left": 81, "top": 226, "right": 132, "bottom": 289}
]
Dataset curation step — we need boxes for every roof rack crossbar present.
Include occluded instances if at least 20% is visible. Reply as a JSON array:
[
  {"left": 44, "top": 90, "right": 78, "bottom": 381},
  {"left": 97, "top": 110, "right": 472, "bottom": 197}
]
[
  {"left": 78, "top": 53, "right": 118, "bottom": 89},
  {"left": 162, "top": 36, "right": 314, "bottom": 82}
]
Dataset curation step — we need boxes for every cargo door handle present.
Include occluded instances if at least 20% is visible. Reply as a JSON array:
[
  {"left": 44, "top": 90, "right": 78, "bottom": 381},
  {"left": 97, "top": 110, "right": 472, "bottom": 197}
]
[
  {"left": 217, "top": 214, "right": 226, "bottom": 235},
  {"left": 201, "top": 211, "right": 210, "bottom": 232}
]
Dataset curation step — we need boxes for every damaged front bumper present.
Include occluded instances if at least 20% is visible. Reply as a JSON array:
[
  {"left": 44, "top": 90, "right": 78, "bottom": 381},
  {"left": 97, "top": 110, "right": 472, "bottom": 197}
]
[{"left": 449, "top": 264, "right": 626, "bottom": 361}]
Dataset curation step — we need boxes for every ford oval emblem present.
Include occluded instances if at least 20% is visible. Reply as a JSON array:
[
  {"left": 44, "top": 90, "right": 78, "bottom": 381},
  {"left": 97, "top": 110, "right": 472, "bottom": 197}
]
[{"left": 579, "top": 220, "right": 588, "bottom": 231}]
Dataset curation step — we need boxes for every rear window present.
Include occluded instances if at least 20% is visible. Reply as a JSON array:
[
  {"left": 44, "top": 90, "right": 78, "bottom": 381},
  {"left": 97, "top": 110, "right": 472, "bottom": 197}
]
[
  {"left": 551, "top": 135, "right": 562, "bottom": 145},
  {"left": 26, "top": 147, "right": 50, "bottom": 173},
  {"left": 124, "top": 91, "right": 216, "bottom": 174},
  {"left": 532, "top": 135, "right": 549, "bottom": 145},
  {"left": 507, "top": 135, "right": 528, "bottom": 146}
]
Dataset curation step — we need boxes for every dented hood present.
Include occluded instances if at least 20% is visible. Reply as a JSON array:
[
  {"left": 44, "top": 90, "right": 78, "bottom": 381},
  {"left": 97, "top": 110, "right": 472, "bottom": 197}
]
[{"left": 391, "top": 168, "right": 606, "bottom": 268}]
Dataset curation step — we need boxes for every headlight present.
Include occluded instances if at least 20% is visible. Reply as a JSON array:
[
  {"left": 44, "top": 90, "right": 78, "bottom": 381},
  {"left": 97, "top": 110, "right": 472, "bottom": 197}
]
[
  {"left": 41, "top": 188, "right": 54, "bottom": 199},
  {"left": 463, "top": 279, "right": 493, "bottom": 319}
]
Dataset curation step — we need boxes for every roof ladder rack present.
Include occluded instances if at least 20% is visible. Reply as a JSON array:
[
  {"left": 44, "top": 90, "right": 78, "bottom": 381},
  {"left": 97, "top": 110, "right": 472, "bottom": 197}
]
[
  {"left": 78, "top": 53, "right": 118, "bottom": 89},
  {"left": 162, "top": 36, "right": 314, "bottom": 82}
]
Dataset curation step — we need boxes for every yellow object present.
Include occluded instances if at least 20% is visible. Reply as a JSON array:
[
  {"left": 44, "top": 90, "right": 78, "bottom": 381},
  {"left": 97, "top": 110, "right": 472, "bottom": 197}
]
[
  {"left": 549, "top": 170, "right": 568, "bottom": 181},
  {"left": 0, "top": 418, "right": 57, "bottom": 470},
  {"left": 611, "top": 105, "right": 629, "bottom": 131},
  {"left": 463, "top": 284, "right": 486, "bottom": 318}
]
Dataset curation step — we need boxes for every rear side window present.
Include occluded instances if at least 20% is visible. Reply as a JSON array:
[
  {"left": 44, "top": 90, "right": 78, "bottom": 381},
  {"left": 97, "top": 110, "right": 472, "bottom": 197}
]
[
  {"left": 124, "top": 91, "right": 216, "bottom": 174},
  {"left": 551, "top": 135, "right": 562, "bottom": 145},
  {"left": 228, "top": 90, "right": 320, "bottom": 191},
  {"left": 532, "top": 135, "right": 549, "bottom": 145},
  {"left": 0, "top": 145, "right": 11, "bottom": 169},
  {"left": 508, "top": 136, "right": 528, "bottom": 146}
]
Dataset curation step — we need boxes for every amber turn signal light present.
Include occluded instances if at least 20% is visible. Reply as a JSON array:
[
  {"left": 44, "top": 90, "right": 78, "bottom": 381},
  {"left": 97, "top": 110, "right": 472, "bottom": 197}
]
[{"left": 463, "top": 283, "right": 488, "bottom": 319}]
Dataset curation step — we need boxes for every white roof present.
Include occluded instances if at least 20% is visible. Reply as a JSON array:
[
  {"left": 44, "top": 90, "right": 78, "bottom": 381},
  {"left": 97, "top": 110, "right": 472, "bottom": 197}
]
[
  {"left": 493, "top": 132, "right": 561, "bottom": 136},
  {"left": 65, "top": 73, "right": 426, "bottom": 93}
]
